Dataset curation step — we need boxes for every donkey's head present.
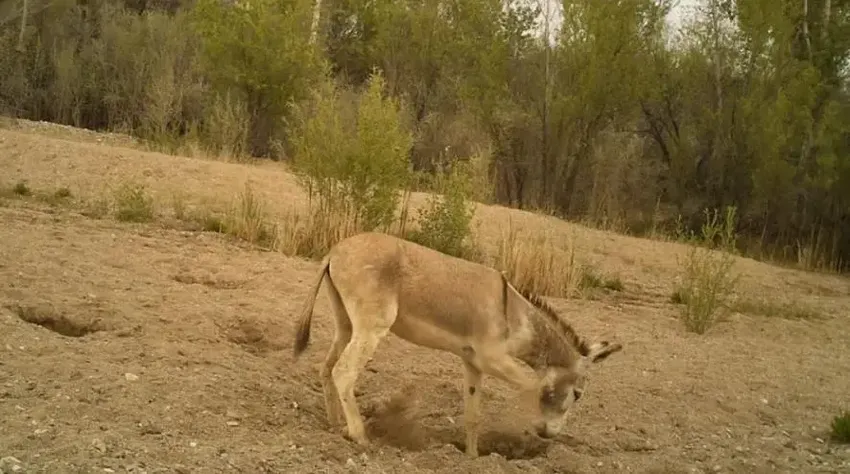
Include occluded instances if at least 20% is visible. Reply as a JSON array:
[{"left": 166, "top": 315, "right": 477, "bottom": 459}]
[
  {"left": 516, "top": 289, "right": 623, "bottom": 438},
  {"left": 533, "top": 340, "right": 622, "bottom": 438}
]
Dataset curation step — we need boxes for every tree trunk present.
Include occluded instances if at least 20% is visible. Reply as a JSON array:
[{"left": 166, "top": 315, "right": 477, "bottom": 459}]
[
  {"left": 16, "top": 0, "right": 27, "bottom": 53},
  {"left": 310, "top": 0, "right": 322, "bottom": 45},
  {"left": 540, "top": 0, "right": 552, "bottom": 207},
  {"left": 802, "top": 0, "right": 813, "bottom": 61}
]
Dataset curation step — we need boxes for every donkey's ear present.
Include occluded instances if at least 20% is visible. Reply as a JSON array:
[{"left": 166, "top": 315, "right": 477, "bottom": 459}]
[{"left": 584, "top": 341, "right": 623, "bottom": 363}]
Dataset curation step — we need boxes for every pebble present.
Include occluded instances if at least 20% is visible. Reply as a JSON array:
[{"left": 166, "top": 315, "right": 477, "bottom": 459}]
[
  {"left": 124, "top": 373, "right": 139, "bottom": 382},
  {"left": 0, "top": 457, "right": 24, "bottom": 473},
  {"left": 91, "top": 438, "right": 107, "bottom": 453}
]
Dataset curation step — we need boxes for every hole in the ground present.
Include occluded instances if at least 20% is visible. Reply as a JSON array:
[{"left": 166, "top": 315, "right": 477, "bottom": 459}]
[
  {"left": 451, "top": 430, "right": 552, "bottom": 460},
  {"left": 220, "top": 317, "right": 284, "bottom": 355},
  {"left": 11, "top": 304, "right": 103, "bottom": 338}
]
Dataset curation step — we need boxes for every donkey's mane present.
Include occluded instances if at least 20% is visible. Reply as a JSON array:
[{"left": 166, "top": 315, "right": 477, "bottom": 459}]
[{"left": 519, "top": 288, "right": 591, "bottom": 357}]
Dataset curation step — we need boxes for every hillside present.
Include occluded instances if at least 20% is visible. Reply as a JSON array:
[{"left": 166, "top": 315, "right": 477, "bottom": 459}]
[{"left": 1, "top": 119, "right": 849, "bottom": 473}]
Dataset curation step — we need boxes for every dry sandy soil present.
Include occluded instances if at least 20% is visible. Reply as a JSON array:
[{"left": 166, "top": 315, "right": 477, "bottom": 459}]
[{"left": 1, "top": 119, "right": 850, "bottom": 473}]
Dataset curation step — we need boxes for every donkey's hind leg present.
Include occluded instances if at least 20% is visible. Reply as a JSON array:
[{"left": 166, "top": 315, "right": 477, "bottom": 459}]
[
  {"left": 321, "top": 280, "right": 352, "bottom": 428},
  {"left": 331, "top": 297, "right": 397, "bottom": 446}
]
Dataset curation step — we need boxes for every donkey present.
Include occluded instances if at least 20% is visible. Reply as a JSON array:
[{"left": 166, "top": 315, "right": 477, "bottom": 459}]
[{"left": 292, "top": 232, "right": 623, "bottom": 457}]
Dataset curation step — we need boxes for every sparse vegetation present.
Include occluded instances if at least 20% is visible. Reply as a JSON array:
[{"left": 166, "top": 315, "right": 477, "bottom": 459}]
[
  {"left": 672, "top": 207, "right": 740, "bottom": 334},
  {"left": 495, "top": 222, "right": 583, "bottom": 299},
  {"left": 82, "top": 195, "right": 112, "bottom": 220},
  {"left": 53, "top": 187, "right": 72, "bottom": 199},
  {"left": 171, "top": 192, "right": 188, "bottom": 220},
  {"left": 2, "top": 0, "right": 850, "bottom": 272},
  {"left": 113, "top": 182, "right": 155, "bottom": 223},
  {"left": 222, "top": 183, "right": 278, "bottom": 249},
  {"left": 580, "top": 266, "right": 625, "bottom": 292},
  {"left": 831, "top": 411, "right": 850, "bottom": 443},
  {"left": 13, "top": 180, "right": 31, "bottom": 196},
  {"left": 407, "top": 160, "right": 481, "bottom": 261}
]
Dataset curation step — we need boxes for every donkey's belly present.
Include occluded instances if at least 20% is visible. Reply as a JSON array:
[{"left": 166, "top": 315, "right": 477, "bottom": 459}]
[{"left": 389, "top": 310, "right": 469, "bottom": 357}]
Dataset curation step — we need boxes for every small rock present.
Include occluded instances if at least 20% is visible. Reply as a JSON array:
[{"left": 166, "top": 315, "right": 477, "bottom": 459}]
[
  {"left": 92, "top": 438, "right": 107, "bottom": 453},
  {"left": 189, "top": 441, "right": 197, "bottom": 448},
  {"left": 359, "top": 453, "right": 369, "bottom": 463},
  {"left": 226, "top": 421, "right": 239, "bottom": 427},
  {"left": 345, "top": 458, "right": 356, "bottom": 468},
  {"left": 124, "top": 373, "right": 139, "bottom": 382},
  {"left": 0, "top": 456, "right": 24, "bottom": 473},
  {"left": 712, "top": 465, "right": 722, "bottom": 472}
]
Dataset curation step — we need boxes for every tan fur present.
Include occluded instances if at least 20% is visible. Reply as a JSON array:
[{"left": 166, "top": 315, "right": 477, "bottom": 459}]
[{"left": 292, "top": 232, "right": 623, "bottom": 457}]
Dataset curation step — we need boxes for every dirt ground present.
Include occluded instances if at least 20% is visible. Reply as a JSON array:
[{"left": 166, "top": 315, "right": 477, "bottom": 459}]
[{"left": 1, "top": 120, "right": 850, "bottom": 473}]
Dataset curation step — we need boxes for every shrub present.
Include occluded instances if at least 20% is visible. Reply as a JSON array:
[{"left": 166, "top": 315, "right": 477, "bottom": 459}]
[
  {"left": 13, "top": 180, "right": 30, "bottom": 196},
  {"left": 113, "top": 182, "right": 155, "bottom": 223},
  {"left": 672, "top": 206, "right": 740, "bottom": 334},
  {"left": 581, "top": 267, "right": 625, "bottom": 292},
  {"left": 831, "top": 411, "right": 850, "bottom": 443},
  {"left": 407, "top": 160, "right": 480, "bottom": 260},
  {"left": 289, "top": 70, "right": 412, "bottom": 250}
]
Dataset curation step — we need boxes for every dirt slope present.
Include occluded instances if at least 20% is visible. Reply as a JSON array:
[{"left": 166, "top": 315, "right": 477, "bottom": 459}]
[{"left": 1, "top": 121, "right": 850, "bottom": 473}]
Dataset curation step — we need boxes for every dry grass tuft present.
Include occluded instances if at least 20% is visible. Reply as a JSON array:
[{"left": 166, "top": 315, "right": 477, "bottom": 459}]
[
  {"left": 495, "top": 220, "right": 583, "bottom": 299},
  {"left": 222, "top": 183, "right": 278, "bottom": 249},
  {"left": 277, "top": 205, "right": 361, "bottom": 259}
]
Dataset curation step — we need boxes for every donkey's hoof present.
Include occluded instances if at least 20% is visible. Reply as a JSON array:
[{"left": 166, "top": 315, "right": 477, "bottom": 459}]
[{"left": 342, "top": 430, "right": 370, "bottom": 447}]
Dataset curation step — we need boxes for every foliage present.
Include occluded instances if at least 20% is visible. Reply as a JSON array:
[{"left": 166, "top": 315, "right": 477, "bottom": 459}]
[
  {"left": 2, "top": 0, "right": 850, "bottom": 271},
  {"left": 113, "top": 182, "right": 155, "bottom": 223},
  {"left": 407, "top": 159, "right": 479, "bottom": 260},
  {"left": 290, "top": 70, "right": 412, "bottom": 236},
  {"left": 673, "top": 206, "right": 740, "bottom": 334},
  {"left": 832, "top": 411, "right": 850, "bottom": 443},
  {"left": 190, "top": 0, "right": 324, "bottom": 156}
]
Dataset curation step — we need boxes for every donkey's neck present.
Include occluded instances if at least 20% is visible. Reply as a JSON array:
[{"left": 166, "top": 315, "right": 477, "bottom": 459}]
[{"left": 514, "top": 312, "right": 579, "bottom": 370}]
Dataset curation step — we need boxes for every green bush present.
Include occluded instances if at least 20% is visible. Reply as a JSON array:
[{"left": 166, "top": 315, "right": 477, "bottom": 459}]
[
  {"left": 114, "top": 182, "right": 155, "bottom": 223},
  {"left": 190, "top": 0, "right": 323, "bottom": 156},
  {"left": 673, "top": 206, "right": 740, "bottom": 334},
  {"left": 290, "top": 70, "right": 413, "bottom": 236},
  {"left": 831, "top": 411, "right": 850, "bottom": 443},
  {"left": 407, "top": 160, "right": 480, "bottom": 260}
]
